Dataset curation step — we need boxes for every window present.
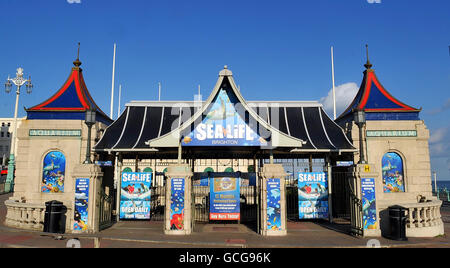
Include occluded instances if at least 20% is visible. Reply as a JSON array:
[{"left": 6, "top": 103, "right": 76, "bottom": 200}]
[{"left": 382, "top": 152, "right": 405, "bottom": 193}]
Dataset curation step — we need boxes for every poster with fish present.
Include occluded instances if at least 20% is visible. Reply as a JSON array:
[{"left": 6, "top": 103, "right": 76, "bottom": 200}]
[
  {"left": 170, "top": 178, "right": 185, "bottom": 230},
  {"left": 182, "top": 88, "right": 268, "bottom": 147},
  {"left": 74, "top": 178, "right": 89, "bottom": 232},
  {"left": 267, "top": 178, "right": 282, "bottom": 230},
  {"left": 297, "top": 172, "right": 329, "bottom": 219},
  {"left": 41, "top": 151, "right": 66, "bottom": 193},
  {"left": 120, "top": 172, "right": 152, "bottom": 220},
  {"left": 362, "top": 178, "right": 377, "bottom": 230},
  {"left": 210, "top": 176, "right": 240, "bottom": 220},
  {"left": 382, "top": 152, "right": 405, "bottom": 193}
]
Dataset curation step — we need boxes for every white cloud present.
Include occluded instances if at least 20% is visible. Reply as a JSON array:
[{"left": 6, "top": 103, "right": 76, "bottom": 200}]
[
  {"left": 319, "top": 82, "right": 359, "bottom": 118},
  {"left": 429, "top": 127, "right": 450, "bottom": 158}
]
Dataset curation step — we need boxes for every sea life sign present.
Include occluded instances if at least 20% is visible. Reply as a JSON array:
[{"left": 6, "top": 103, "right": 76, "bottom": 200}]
[
  {"left": 74, "top": 178, "right": 89, "bottom": 231},
  {"left": 182, "top": 88, "right": 268, "bottom": 146},
  {"left": 361, "top": 178, "right": 377, "bottom": 230},
  {"left": 170, "top": 178, "right": 185, "bottom": 230},
  {"left": 210, "top": 176, "right": 240, "bottom": 220},
  {"left": 41, "top": 151, "right": 66, "bottom": 193},
  {"left": 382, "top": 152, "right": 405, "bottom": 193},
  {"left": 267, "top": 178, "right": 282, "bottom": 230},
  {"left": 297, "top": 172, "right": 329, "bottom": 219},
  {"left": 119, "top": 172, "right": 152, "bottom": 220}
]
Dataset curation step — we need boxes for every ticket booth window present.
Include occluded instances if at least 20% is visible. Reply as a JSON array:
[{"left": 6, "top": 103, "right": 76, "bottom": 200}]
[{"left": 382, "top": 152, "right": 405, "bottom": 193}]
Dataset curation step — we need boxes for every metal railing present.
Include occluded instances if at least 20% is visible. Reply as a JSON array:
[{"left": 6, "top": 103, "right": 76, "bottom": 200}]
[
  {"left": 0, "top": 175, "right": 13, "bottom": 195},
  {"left": 434, "top": 187, "right": 450, "bottom": 205}
]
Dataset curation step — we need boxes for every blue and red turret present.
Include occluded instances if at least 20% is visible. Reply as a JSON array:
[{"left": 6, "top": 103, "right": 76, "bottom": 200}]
[
  {"left": 26, "top": 46, "right": 112, "bottom": 125},
  {"left": 336, "top": 46, "right": 421, "bottom": 123}
]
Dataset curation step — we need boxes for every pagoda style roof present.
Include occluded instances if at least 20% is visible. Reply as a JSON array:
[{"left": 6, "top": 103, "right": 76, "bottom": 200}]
[
  {"left": 336, "top": 53, "right": 421, "bottom": 123},
  {"left": 26, "top": 57, "right": 112, "bottom": 125},
  {"left": 94, "top": 66, "right": 355, "bottom": 154}
]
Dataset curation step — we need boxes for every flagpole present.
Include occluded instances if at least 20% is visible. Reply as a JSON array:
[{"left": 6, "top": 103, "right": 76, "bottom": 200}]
[
  {"left": 110, "top": 43, "right": 117, "bottom": 119},
  {"left": 331, "top": 46, "right": 337, "bottom": 120},
  {"left": 118, "top": 84, "right": 122, "bottom": 118},
  {"left": 158, "top": 82, "right": 161, "bottom": 101}
]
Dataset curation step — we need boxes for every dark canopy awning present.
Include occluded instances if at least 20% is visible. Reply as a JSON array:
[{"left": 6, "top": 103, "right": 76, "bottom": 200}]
[
  {"left": 94, "top": 101, "right": 354, "bottom": 153},
  {"left": 94, "top": 67, "right": 355, "bottom": 154}
]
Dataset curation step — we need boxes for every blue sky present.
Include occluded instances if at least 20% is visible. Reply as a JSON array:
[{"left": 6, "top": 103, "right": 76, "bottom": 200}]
[{"left": 0, "top": 0, "right": 449, "bottom": 179}]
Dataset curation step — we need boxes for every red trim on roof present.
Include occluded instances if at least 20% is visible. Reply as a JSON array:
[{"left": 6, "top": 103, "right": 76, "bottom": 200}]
[{"left": 358, "top": 71, "right": 417, "bottom": 112}]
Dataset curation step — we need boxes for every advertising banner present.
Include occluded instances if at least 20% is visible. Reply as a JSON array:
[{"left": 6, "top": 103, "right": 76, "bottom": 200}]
[
  {"left": 298, "top": 172, "right": 329, "bottom": 219},
  {"left": 361, "top": 178, "right": 377, "bottom": 230},
  {"left": 170, "top": 178, "right": 185, "bottom": 230},
  {"left": 120, "top": 172, "right": 152, "bottom": 220},
  {"left": 210, "top": 176, "right": 240, "bottom": 220},
  {"left": 74, "top": 178, "right": 89, "bottom": 231},
  {"left": 267, "top": 178, "right": 282, "bottom": 231},
  {"left": 182, "top": 88, "right": 268, "bottom": 147}
]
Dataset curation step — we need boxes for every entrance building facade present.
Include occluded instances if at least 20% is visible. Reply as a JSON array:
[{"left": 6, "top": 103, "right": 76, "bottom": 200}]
[{"left": 3, "top": 51, "right": 444, "bottom": 238}]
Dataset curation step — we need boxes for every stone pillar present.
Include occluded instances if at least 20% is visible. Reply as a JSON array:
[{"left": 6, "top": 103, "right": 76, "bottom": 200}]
[
  {"left": 71, "top": 164, "right": 103, "bottom": 234},
  {"left": 164, "top": 164, "right": 193, "bottom": 235},
  {"left": 353, "top": 163, "right": 382, "bottom": 237},
  {"left": 259, "top": 164, "right": 287, "bottom": 236}
]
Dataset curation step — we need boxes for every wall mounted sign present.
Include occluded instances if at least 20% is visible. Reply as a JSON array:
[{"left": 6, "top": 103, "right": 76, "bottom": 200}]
[
  {"left": 74, "top": 178, "right": 89, "bottom": 231},
  {"left": 361, "top": 178, "right": 377, "bottom": 230},
  {"left": 267, "top": 178, "right": 282, "bottom": 230},
  {"left": 41, "top": 151, "right": 66, "bottom": 193},
  {"left": 30, "top": 129, "right": 81, "bottom": 137},
  {"left": 170, "top": 178, "right": 185, "bottom": 230},
  {"left": 366, "top": 130, "right": 417, "bottom": 138},
  {"left": 297, "top": 172, "right": 329, "bottom": 219},
  {"left": 210, "top": 176, "right": 240, "bottom": 220},
  {"left": 119, "top": 172, "right": 152, "bottom": 220},
  {"left": 182, "top": 89, "right": 268, "bottom": 147}
]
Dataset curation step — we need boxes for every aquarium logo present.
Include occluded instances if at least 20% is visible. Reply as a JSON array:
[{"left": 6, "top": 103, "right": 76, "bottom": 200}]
[
  {"left": 67, "top": 0, "right": 81, "bottom": 3},
  {"left": 367, "top": 0, "right": 382, "bottom": 3}
]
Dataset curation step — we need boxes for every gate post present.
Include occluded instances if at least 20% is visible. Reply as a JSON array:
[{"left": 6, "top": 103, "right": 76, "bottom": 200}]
[
  {"left": 352, "top": 163, "right": 381, "bottom": 237},
  {"left": 71, "top": 163, "right": 103, "bottom": 234},
  {"left": 259, "top": 164, "right": 287, "bottom": 236},
  {"left": 164, "top": 164, "right": 193, "bottom": 235}
]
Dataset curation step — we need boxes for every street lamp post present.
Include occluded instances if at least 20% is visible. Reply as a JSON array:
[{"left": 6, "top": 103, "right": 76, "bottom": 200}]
[
  {"left": 4, "top": 68, "right": 33, "bottom": 192},
  {"left": 353, "top": 108, "right": 367, "bottom": 164},
  {"left": 84, "top": 108, "right": 96, "bottom": 164}
]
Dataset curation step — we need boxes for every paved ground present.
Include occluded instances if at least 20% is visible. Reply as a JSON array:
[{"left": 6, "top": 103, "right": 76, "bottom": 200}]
[{"left": 1, "top": 193, "right": 449, "bottom": 248}]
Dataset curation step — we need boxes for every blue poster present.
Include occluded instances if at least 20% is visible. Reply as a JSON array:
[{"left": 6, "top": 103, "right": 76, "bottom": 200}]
[
  {"left": 120, "top": 172, "right": 152, "bottom": 220},
  {"left": 362, "top": 178, "right": 377, "bottom": 230},
  {"left": 182, "top": 88, "right": 268, "bottom": 147},
  {"left": 267, "top": 178, "right": 282, "bottom": 231},
  {"left": 382, "top": 152, "right": 405, "bottom": 193},
  {"left": 170, "top": 178, "right": 185, "bottom": 230},
  {"left": 298, "top": 172, "right": 329, "bottom": 219},
  {"left": 210, "top": 176, "right": 240, "bottom": 220},
  {"left": 74, "top": 178, "right": 89, "bottom": 231},
  {"left": 41, "top": 151, "right": 66, "bottom": 193}
]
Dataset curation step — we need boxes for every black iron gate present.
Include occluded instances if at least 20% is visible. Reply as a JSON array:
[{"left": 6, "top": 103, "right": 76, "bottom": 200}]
[
  {"left": 150, "top": 172, "right": 166, "bottom": 221},
  {"left": 192, "top": 172, "right": 258, "bottom": 224}
]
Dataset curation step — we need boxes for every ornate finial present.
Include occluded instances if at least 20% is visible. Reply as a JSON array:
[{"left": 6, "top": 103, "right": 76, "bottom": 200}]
[
  {"left": 364, "top": 44, "right": 373, "bottom": 70},
  {"left": 73, "top": 42, "right": 82, "bottom": 67},
  {"left": 224, "top": 65, "right": 228, "bottom": 69}
]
